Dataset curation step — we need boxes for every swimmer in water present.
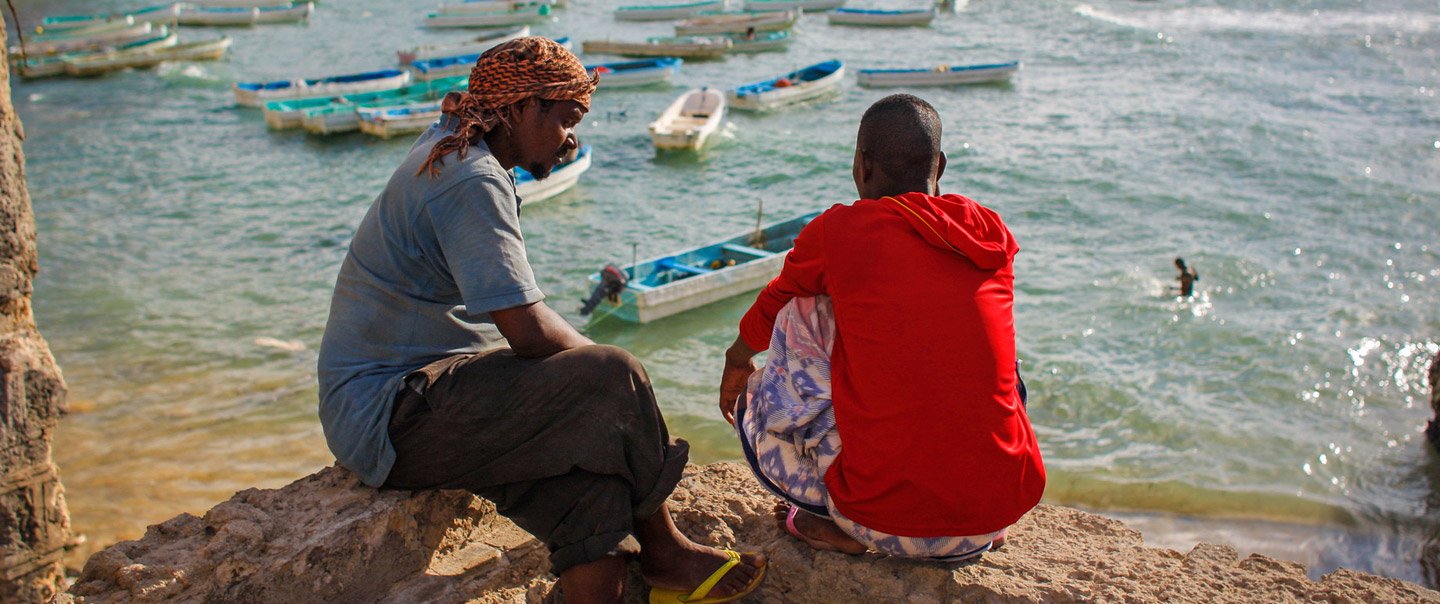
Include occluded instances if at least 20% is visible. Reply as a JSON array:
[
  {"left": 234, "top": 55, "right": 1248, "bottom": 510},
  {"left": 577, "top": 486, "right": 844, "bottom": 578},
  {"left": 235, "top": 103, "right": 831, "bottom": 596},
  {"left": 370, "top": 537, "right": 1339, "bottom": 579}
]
[{"left": 1174, "top": 257, "right": 1199, "bottom": 297}]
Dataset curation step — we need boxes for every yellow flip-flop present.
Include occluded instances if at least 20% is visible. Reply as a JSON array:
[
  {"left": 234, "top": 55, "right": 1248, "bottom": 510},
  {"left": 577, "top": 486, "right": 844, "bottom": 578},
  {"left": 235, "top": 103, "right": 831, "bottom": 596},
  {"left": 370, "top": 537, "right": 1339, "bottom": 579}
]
[{"left": 648, "top": 549, "right": 767, "bottom": 604}]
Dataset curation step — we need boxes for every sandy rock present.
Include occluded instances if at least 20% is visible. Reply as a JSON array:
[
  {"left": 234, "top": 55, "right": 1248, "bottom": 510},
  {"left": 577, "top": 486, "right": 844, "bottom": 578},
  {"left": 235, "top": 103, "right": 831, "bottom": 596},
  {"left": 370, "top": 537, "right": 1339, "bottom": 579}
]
[{"left": 56, "top": 462, "right": 1438, "bottom": 604}]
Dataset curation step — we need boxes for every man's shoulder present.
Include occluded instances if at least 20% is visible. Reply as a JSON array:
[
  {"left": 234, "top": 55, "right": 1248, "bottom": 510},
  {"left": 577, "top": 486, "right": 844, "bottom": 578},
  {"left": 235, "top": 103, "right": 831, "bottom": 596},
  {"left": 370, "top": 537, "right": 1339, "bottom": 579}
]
[{"left": 399, "top": 129, "right": 511, "bottom": 189}]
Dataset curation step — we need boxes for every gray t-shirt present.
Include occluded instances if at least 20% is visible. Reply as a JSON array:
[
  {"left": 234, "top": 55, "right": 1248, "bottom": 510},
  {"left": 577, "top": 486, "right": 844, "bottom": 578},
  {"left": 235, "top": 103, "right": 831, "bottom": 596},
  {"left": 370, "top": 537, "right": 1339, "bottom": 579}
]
[{"left": 318, "top": 119, "right": 543, "bottom": 487}]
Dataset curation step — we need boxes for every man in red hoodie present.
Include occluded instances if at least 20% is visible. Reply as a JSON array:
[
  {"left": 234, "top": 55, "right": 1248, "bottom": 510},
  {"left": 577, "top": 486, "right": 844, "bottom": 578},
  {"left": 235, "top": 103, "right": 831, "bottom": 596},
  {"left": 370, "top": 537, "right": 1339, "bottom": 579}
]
[{"left": 719, "top": 94, "right": 1046, "bottom": 558}]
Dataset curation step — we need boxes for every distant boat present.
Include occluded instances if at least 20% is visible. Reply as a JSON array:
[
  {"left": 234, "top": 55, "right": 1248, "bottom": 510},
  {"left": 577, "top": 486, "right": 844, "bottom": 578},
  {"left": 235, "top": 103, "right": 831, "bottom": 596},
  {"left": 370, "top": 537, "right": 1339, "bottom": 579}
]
[
  {"left": 357, "top": 101, "right": 444, "bottom": 138},
  {"left": 16, "top": 30, "right": 178, "bottom": 79},
  {"left": 410, "top": 37, "right": 569, "bottom": 81},
  {"left": 614, "top": 0, "right": 727, "bottom": 22},
  {"left": 740, "top": 0, "right": 845, "bottom": 12},
  {"left": 63, "top": 36, "right": 232, "bottom": 77},
  {"left": 176, "top": 2, "right": 313, "bottom": 26},
  {"left": 516, "top": 144, "right": 592, "bottom": 204},
  {"left": 9, "top": 22, "right": 155, "bottom": 57},
  {"left": 395, "top": 26, "right": 529, "bottom": 64},
  {"left": 234, "top": 69, "right": 412, "bottom": 107},
  {"left": 422, "top": 5, "right": 552, "bottom": 28},
  {"left": 299, "top": 82, "right": 459, "bottom": 136},
  {"left": 39, "top": 4, "right": 180, "bottom": 30},
  {"left": 827, "top": 7, "right": 935, "bottom": 27},
  {"left": 582, "top": 36, "right": 731, "bottom": 60},
  {"left": 725, "top": 30, "right": 792, "bottom": 54},
  {"left": 674, "top": 10, "right": 798, "bottom": 35},
  {"left": 187, "top": 0, "right": 294, "bottom": 7},
  {"left": 856, "top": 61, "right": 1020, "bottom": 87},
  {"left": 587, "top": 57, "right": 683, "bottom": 89},
  {"left": 728, "top": 59, "right": 844, "bottom": 111},
  {"left": 649, "top": 88, "right": 725, "bottom": 151},
  {"left": 261, "top": 75, "right": 467, "bottom": 130},
  {"left": 580, "top": 211, "right": 821, "bottom": 324}
]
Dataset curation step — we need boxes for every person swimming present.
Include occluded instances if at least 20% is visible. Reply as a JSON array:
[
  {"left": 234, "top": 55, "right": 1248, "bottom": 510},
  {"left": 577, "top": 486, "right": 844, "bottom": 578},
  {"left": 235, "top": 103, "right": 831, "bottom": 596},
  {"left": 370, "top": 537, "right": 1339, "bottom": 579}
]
[{"left": 1174, "top": 257, "right": 1199, "bottom": 297}]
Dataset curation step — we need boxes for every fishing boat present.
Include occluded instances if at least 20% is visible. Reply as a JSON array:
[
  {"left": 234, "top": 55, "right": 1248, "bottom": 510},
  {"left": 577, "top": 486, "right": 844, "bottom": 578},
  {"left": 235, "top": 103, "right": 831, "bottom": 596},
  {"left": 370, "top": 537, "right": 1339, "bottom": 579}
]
[
  {"left": 515, "top": 144, "right": 591, "bottom": 204},
  {"left": 587, "top": 57, "right": 683, "bottom": 89},
  {"left": 827, "top": 7, "right": 935, "bottom": 27},
  {"left": 613, "top": 0, "right": 726, "bottom": 22},
  {"left": 580, "top": 211, "right": 821, "bottom": 324},
  {"left": 436, "top": 0, "right": 556, "bottom": 14},
  {"left": 728, "top": 59, "right": 844, "bottom": 111},
  {"left": 262, "top": 75, "right": 467, "bottom": 130},
  {"left": 410, "top": 37, "right": 569, "bottom": 81},
  {"left": 234, "top": 69, "right": 411, "bottom": 107},
  {"left": 176, "top": 2, "right": 313, "bottom": 26},
  {"left": 357, "top": 101, "right": 444, "bottom": 138},
  {"left": 16, "top": 30, "right": 178, "bottom": 79},
  {"left": 725, "top": 30, "right": 792, "bottom": 53},
  {"left": 649, "top": 88, "right": 725, "bottom": 151},
  {"left": 63, "top": 36, "right": 232, "bottom": 77},
  {"left": 187, "top": 0, "right": 294, "bottom": 7},
  {"left": 395, "top": 26, "right": 529, "bottom": 64},
  {"left": 582, "top": 36, "right": 730, "bottom": 60},
  {"left": 39, "top": 4, "right": 180, "bottom": 30},
  {"left": 674, "top": 10, "right": 798, "bottom": 35},
  {"left": 10, "top": 22, "right": 155, "bottom": 57},
  {"left": 855, "top": 61, "right": 1020, "bottom": 87},
  {"left": 422, "top": 5, "right": 552, "bottom": 28},
  {"left": 740, "top": 0, "right": 845, "bottom": 12}
]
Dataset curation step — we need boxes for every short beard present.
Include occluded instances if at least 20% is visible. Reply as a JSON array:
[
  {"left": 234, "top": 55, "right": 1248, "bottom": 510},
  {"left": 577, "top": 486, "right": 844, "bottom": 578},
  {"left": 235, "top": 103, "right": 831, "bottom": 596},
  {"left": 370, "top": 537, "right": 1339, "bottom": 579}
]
[{"left": 526, "top": 162, "right": 553, "bottom": 180}]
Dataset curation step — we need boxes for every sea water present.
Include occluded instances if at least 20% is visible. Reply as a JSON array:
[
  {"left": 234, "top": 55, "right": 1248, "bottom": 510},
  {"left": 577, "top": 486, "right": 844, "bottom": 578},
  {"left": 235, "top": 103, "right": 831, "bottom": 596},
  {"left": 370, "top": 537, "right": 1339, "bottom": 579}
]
[{"left": 9, "top": 0, "right": 1440, "bottom": 586}]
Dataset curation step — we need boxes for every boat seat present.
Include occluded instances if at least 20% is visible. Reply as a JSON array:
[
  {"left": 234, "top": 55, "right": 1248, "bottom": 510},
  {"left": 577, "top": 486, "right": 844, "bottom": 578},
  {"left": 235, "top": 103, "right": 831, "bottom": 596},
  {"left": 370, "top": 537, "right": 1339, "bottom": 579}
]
[
  {"left": 657, "top": 257, "right": 712, "bottom": 275},
  {"left": 720, "top": 243, "right": 773, "bottom": 258}
]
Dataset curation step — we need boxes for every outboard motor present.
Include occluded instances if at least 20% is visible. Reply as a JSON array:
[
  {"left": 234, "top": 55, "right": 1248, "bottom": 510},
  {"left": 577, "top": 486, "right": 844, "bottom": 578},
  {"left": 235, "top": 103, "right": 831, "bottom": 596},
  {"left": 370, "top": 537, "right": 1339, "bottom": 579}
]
[{"left": 580, "top": 264, "right": 628, "bottom": 316}]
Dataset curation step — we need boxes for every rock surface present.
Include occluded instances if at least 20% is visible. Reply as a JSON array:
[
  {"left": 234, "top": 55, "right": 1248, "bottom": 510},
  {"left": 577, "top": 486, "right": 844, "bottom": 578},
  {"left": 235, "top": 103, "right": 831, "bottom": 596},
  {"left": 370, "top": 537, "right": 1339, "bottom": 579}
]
[
  {"left": 56, "top": 462, "right": 1438, "bottom": 603},
  {"left": 0, "top": 15, "right": 74, "bottom": 604}
]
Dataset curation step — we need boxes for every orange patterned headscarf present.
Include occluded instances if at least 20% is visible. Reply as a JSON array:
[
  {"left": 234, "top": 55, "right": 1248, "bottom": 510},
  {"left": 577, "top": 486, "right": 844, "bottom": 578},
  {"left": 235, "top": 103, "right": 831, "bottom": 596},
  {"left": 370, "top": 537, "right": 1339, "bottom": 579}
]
[{"left": 418, "top": 36, "right": 598, "bottom": 177}]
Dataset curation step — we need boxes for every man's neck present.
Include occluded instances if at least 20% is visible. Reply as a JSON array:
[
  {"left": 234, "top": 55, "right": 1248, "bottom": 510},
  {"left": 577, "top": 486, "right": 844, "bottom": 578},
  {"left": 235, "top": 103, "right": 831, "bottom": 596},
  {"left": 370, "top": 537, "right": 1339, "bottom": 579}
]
[{"left": 483, "top": 128, "right": 518, "bottom": 171}]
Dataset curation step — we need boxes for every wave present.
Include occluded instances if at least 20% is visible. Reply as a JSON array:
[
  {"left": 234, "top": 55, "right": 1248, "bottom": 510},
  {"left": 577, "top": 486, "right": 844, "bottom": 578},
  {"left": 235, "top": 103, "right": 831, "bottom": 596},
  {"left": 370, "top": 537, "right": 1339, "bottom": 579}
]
[{"left": 1073, "top": 3, "right": 1440, "bottom": 35}]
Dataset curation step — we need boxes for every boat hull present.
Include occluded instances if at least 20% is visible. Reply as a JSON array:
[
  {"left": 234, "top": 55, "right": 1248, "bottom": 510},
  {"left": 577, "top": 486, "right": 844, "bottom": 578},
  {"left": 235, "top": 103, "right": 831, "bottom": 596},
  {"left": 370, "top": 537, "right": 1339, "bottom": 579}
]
[
  {"left": 649, "top": 88, "right": 725, "bottom": 151},
  {"left": 856, "top": 61, "right": 1019, "bottom": 87},
  {"left": 614, "top": 1, "right": 725, "bottom": 22},
  {"left": 582, "top": 38, "right": 729, "bottom": 59},
  {"left": 396, "top": 26, "right": 528, "bottom": 64},
  {"left": 176, "top": 2, "right": 313, "bottom": 26},
  {"left": 423, "top": 9, "right": 550, "bottom": 28},
  {"left": 675, "top": 10, "right": 797, "bottom": 35},
  {"left": 740, "top": 0, "right": 844, "bottom": 12},
  {"left": 516, "top": 145, "right": 591, "bottom": 204},
  {"left": 588, "top": 58, "right": 683, "bottom": 89},
  {"left": 827, "top": 8, "right": 935, "bottom": 26},
  {"left": 235, "top": 70, "right": 412, "bottom": 107},
  {"left": 63, "top": 37, "right": 230, "bottom": 77},
  {"left": 728, "top": 60, "right": 844, "bottom": 111}
]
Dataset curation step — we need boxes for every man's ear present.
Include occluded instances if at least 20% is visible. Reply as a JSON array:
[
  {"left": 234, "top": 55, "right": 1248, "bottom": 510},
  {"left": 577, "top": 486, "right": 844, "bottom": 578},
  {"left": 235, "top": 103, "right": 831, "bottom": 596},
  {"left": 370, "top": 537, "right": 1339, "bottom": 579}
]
[{"left": 937, "top": 151, "right": 947, "bottom": 181}]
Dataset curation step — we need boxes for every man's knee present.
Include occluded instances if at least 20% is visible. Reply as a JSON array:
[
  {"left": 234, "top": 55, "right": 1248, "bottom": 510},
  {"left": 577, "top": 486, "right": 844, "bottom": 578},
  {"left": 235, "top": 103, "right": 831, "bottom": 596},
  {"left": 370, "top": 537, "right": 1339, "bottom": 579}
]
[{"left": 559, "top": 344, "right": 649, "bottom": 386}]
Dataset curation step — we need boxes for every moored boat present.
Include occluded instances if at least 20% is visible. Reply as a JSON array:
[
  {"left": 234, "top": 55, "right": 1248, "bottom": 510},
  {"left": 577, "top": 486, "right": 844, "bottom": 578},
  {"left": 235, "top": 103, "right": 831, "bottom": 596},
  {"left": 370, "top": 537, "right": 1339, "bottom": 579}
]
[
  {"left": 515, "top": 144, "right": 591, "bottom": 204},
  {"left": 740, "top": 0, "right": 845, "bottom": 12},
  {"left": 675, "top": 10, "right": 797, "bottom": 35},
  {"left": 649, "top": 88, "right": 726, "bottom": 151},
  {"left": 234, "top": 69, "right": 412, "bottom": 107},
  {"left": 63, "top": 36, "right": 232, "bottom": 77},
  {"left": 725, "top": 30, "right": 792, "bottom": 54},
  {"left": 262, "top": 75, "right": 467, "bottom": 130},
  {"left": 395, "top": 26, "right": 529, "bottom": 64},
  {"left": 827, "top": 7, "right": 935, "bottom": 27},
  {"left": 9, "top": 22, "right": 155, "bottom": 57},
  {"left": 855, "top": 61, "right": 1020, "bottom": 87},
  {"left": 357, "top": 101, "right": 444, "bottom": 138},
  {"left": 422, "top": 5, "right": 552, "bottom": 28},
  {"left": 614, "top": 0, "right": 726, "bottom": 22},
  {"left": 187, "top": 0, "right": 294, "bottom": 7},
  {"left": 587, "top": 57, "right": 683, "bottom": 89},
  {"left": 15, "top": 30, "right": 178, "bottom": 79},
  {"left": 580, "top": 211, "right": 822, "bottom": 324},
  {"left": 176, "top": 2, "right": 313, "bottom": 26},
  {"left": 582, "top": 36, "right": 730, "bottom": 60},
  {"left": 436, "top": 0, "right": 557, "bottom": 14},
  {"left": 410, "top": 37, "right": 569, "bottom": 81},
  {"left": 727, "top": 59, "right": 844, "bottom": 111},
  {"left": 299, "top": 80, "right": 462, "bottom": 135},
  {"left": 39, "top": 4, "right": 180, "bottom": 30}
]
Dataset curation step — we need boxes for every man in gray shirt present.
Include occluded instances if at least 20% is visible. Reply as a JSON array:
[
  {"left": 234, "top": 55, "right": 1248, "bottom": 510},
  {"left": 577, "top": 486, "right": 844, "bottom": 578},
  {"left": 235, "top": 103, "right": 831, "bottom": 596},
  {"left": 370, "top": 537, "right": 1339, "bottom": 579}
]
[{"left": 317, "top": 38, "right": 765, "bottom": 604}]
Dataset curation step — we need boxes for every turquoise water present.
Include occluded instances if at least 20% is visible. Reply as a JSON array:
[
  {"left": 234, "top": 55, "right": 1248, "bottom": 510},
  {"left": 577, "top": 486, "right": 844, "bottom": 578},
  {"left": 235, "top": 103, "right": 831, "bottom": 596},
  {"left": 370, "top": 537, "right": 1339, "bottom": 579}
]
[{"left": 9, "top": 0, "right": 1440, "bottom": 587}]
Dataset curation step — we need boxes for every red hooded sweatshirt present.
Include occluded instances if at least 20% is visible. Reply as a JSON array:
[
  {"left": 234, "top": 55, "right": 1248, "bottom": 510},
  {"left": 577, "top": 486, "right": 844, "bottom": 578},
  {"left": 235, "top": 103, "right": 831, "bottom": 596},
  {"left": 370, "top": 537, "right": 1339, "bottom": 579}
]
[{"left": 739, "top": 192, "right": 1046, "bottom": 537}]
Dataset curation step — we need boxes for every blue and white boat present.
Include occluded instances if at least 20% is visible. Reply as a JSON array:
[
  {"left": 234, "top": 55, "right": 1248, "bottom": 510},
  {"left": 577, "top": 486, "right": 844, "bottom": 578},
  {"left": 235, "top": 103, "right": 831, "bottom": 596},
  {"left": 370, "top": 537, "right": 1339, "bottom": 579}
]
[
  {"left": 614, "top": 0, "right": 726, "bottom": 22},
  {"left": 410, "top": 37, "right": 569, "bottom": 81},
  {"left": 357, "top": 101, "right": 444, "bottom": 139},
  {"left": 234, "top": 69, "right": 412, "bottom": 107},
  {"left": 827, "top": 7, "right": 935, "bottom": 27},
  {"left": 581, "top": 211, "right": 821, "bottom": 324},
  {"left": 516, "top": 144, "right": 591, "bottom": 205},
  {"left": 39, "top": 4, "right": 180, "bottom": 30},
  {"left": 728, "top": 59, "right": 844, "bottom": 111},
  {"left": 587, "top": 57, "right": 683, "bottom": 89},
  {"left": 855, "top": 61, "right": 1020, "bottom": 87},
  {"left": 725, "top": 30, "right": 793, "bottom": 54}
]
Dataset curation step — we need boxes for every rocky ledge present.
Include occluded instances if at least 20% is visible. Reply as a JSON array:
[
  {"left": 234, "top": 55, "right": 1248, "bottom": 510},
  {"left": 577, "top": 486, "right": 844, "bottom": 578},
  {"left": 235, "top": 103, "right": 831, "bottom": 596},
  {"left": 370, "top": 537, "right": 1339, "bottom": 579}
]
[{"left": 55, "top": 462, "right": 1438, "bottom": 603}]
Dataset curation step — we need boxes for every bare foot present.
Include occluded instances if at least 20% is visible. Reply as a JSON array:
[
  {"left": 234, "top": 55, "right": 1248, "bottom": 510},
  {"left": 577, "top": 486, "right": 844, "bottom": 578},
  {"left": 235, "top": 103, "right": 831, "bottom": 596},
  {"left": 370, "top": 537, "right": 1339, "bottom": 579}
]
[
  {"left": 773, "top": 502, "right": 867, "bottom": 554},
  {"left": 641, "top": 544, "right": 766, "bottom": 599}
]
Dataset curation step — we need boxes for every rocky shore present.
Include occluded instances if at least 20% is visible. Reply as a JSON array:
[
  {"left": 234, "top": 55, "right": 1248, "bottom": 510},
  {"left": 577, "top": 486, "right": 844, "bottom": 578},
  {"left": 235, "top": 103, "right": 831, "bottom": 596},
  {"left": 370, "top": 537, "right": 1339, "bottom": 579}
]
[{"left": 55, "top": 462, "right": 1437, "bottom": 603}]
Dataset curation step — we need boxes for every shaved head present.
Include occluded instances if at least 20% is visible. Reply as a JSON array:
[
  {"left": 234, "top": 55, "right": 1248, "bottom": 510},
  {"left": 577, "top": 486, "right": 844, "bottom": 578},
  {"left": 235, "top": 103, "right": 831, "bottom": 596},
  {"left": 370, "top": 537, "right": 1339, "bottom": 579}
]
[{"left": 856, "top": 94, "right": 943, "bottom": 185}]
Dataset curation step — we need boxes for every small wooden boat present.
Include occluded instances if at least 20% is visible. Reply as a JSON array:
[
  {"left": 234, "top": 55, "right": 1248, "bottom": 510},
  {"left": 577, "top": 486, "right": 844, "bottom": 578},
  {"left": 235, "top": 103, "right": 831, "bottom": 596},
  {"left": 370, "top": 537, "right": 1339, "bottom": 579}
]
[
  {"left": 741, "top": 0, "right": 845, "bottom": 12},
  {"left": 580, "top": 210, "right": 822, "bottom": 324},
  {"left": 188, "top": 0, "right": 295, "bottom": 7},
  {"left": 649, "top": 88, "right": 725, "bottom": 151},
  {"left": 177, "top": 2, "right": 313, "bottom": 26},
  {"left": 40, "top": 4, "right": 180, "bottom": 30},
  {"left": 395, "top": 26, "right": 529, "bottom": 64},
  {"left": 728, "top": 59, "right": 844, "bottom": 111},
  {"left": 725, "top": 30, "right": 792, "bottom": 54},
  {"left": 515, "top": 144, "right": 591, "bottom": 204},
  {"left": 357, "top": 102, "right": 444, "bottom": 138},
  {"left": 234, "top": 69, "right": 412, "bottom": 107},
  {"left": 437, "top": 0, "right": 556, "bottom": 14},
  {"left": 300, "top": 78, "right": 468, "bottom": 135},
  {"left": 614, "top": 0, "right": 726, "bottom": 22},
  {"left": 10, "top": 22, "right": 155, "bottom": 57},
  {"left": 587, "top": 57, "right": 683, "bottom": 89},
  {"left": 422, "top": 5, "right": 552, "bottom": 28},
  {"left": 410, "top": 37, "right": 569, "bottom": 81},
  {"left": 582, "top": 36, "right": 730, "bottom": 60},
  {"left": 262, "top": 75, "right": 467, "bottom": 130},
  {"left": 63, "top": 36, "right": 231, "bottom": 77},
  {"left": 16, "top": 30, "right": 178, "bottom": 79},
  {"left": 827, "top": 7, "right": 935, "bottom": 27},
  {"left": 856, "top": 61, "right": 1020, "bottom": 87},
  {"left": 675, "top": 10, "right": 797, "bottom": 35}
]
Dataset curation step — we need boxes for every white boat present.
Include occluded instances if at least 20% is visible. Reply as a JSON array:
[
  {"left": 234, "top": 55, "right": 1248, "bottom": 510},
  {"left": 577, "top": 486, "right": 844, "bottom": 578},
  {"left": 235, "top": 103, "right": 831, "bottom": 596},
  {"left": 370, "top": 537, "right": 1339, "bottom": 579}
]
[
  {"left": 587, "top": 57, "right": 683, "bottom": 89},
  {"left": 63, "top": 37, "right": 232, "bottom": 77},
  {"left": 262, "top": 76, "right": 466, "bottom": 130},
  {"left": 827, "top": 7, "right": 935, "bottom": 26},
  {"left": 728, "top": 59, "right": 844, "bottom": 111},
  {"left": 741, "top": 0, "right": 845, "bottom": 12},
  {"left": 614, "top": 0, "right": 726, "bottom": 22},
  {"left": 649, "top": 88, "right": 725, "bottom": 151},
  {"left": 187, "top": 0, "right": 295, "bottom": 7},
  {"left": 725, "top": 30, "right": 792, "bottom": 54},
  {"left": 436, "top": 0, "right": 556, "bottom": 15},
  {"left": 39, "top": 4, "right": 180, "bottom": 30},
  {"left": 357, "top": 102, "right": 444, "bottom": 138},
  {"left": 855, "top": 61, "right": 1020, "bottom": 87},
  {"left": 395, "top": 26, "right": 529, "bottom": 64},
  {"left": 234, "top": 69, "right": 412, "bottom": 107},
  {"left": 176, "top": 2, "right": 313, "bottom": 26},
  {"left": 15, "top": 30, "right": 178, "bottom": 79},
  {"left": 582, "top": 36, "right": 730, "bottom": 60},
  {"left": 423, "top": 5, "right": 552, "bottom": 28},
  {"left": 675, "top": 10, "right": 798, "bottom": 35},
  {"left": 411, "top": 37, "right": 569, "bottom": 81},
  {"left": 10, "top": 22, "right": 155, "bottom": 56},
  {"left": 516, "top": 144, "right": 591, "bottom": 204}
]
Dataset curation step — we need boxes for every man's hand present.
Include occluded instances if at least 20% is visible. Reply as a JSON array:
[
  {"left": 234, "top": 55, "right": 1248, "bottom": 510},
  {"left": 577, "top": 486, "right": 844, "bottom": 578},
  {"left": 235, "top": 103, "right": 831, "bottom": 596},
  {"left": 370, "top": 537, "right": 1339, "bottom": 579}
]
[{"left": 720, "top": 336, "right": 761, "bottom": 426}]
